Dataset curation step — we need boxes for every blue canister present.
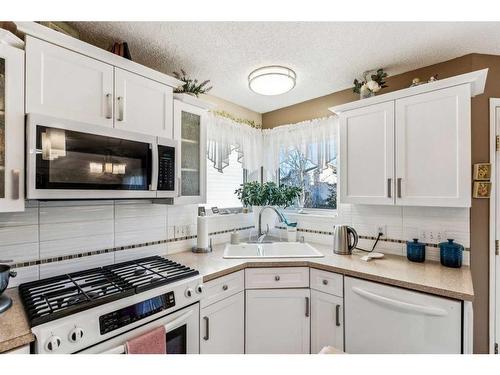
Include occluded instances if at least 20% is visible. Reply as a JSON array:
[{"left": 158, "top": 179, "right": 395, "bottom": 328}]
[
  {"left": 407, "top": 239, "right": 425, "bottom": 262},
  {"left": 439, "top": 239, "right": 463, "bottom": 268}
]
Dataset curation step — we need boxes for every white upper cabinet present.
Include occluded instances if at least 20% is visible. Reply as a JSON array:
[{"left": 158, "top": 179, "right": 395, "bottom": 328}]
[
  {"left": 25, "top": 35, "right": 179, "bottom": 138},
  {"left": 339, "top": 101, "right": 395, "bottom": 205},
  {"left": 0, "top": 44, "right": 25, "bottom": 212},
  {"left": 395, "top": 85, "right": 471, "bottom": 207},
  {"left": 26, "top": 36, "right": 114, "bottom": 127},
  {"left": 114, "top": 68, "right": 173, "bottom": 137},
  {"left": 331, "top": 69, "right": 487, "bottom": 208},
  {"left": 173, "top": 97, "right": 210, "bottom": 205}
]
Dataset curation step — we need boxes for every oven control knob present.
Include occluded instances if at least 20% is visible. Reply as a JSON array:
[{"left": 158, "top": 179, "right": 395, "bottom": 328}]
[
  {"left": 45, "top": 335, "right": 62, "bottom": 352},
  {"left": 69, "top": 327, "right": 84, "bottom": 343},
  {"left": 195, "top": 284, "right": 204, "bottom": 294},
  {"left": 185, "top": 287, "right": 194, "bottom": 298}
]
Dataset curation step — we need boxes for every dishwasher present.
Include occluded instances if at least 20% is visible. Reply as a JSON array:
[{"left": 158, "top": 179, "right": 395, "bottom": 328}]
[{"left": 344, "top": 276, "right": 462, "bottom": 353}]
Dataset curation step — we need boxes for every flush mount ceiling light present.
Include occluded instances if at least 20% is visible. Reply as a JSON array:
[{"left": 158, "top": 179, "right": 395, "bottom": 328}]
[{"left": 248, "top": 66, "right": 296, "bottom": 96}]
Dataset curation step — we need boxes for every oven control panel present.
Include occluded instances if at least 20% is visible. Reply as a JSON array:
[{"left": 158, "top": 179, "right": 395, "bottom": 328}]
[{"left": 99, "top": 291, "right": 175, "bottom": 335}]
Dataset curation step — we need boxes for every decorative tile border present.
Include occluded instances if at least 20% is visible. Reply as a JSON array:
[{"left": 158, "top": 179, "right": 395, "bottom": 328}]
[
  {"left": 10, "top": 224, "right": 469, "bottom": 270},
  {"left": 275, "top": 226, "right": 470, "bottom": 251},
  {"left": 11, "top": 226, "right": 254, "bottom": 270}
]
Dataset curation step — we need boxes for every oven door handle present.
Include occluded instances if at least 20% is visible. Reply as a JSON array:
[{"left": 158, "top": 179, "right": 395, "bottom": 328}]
[{"left": 100, "top": 309, "right": 194, "bottom": 354}]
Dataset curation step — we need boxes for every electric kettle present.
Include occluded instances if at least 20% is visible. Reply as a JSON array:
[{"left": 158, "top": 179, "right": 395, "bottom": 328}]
[{"left": 333, "top": 225, "right": 359, "bottom": 255}]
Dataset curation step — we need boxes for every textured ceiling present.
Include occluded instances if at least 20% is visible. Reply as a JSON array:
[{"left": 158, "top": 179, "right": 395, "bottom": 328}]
[{"left": 69, "top": 22, "right": 500, "bottom": 113}]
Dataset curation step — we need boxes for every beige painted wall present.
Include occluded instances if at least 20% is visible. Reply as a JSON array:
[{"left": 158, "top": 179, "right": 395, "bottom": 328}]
[
  {"left": 201, "top": 94, "right": 262, "bottom": 125},
  {"left": 263, "top": 53, "right": 497, "bottom": 353}
]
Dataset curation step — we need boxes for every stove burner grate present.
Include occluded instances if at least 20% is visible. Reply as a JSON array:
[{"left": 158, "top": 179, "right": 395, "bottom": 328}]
[{"left": 18, "top": 256, "right": 199, "bottom": 327}]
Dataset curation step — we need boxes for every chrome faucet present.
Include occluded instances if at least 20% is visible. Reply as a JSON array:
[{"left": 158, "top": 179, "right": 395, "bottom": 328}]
[{"left": 257, "top": 205, "right": 286, "bottom": 241}]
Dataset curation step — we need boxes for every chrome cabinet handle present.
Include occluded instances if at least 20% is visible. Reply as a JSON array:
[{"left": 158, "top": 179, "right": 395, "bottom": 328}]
[
  {"left": 322, "top": 279, "right": 328, "bottom": 285},
  {"left": 203, "top": 316, "right": 209, "bottom": 341},
  {"left": 117, "top": 96, "right": 124, "bottom": 121},
  {"left": 387, "top": 178, "right": 392, "bottom": 198},
  {"left": 222, "top": 284, "right": 228, "bottom": 291},
  {"left": 177, "top": 177, "right": 182, "bottom": 197},
  {"left": 11, "top": 170, "right": 20, "bottom": 200},
  {"left": 305, "top": 296, "right": 310, "bottom": 317},
  {"left": 105, "top": 93, "right": 112, "bottom": 119},
  {"left": 397, "top": 178, "right": 402, "bottom": 198},
  {"left": 274, "top": 275, "right": 280, "bottom": 281},
  {"left": 335, "top": 304, "right": 341, "bottom": 327}
]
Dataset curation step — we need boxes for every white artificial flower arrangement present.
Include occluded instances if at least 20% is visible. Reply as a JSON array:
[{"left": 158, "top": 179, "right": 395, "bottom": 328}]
[{"left": 353, "top": 69, "right": 388, "bottom": 98}]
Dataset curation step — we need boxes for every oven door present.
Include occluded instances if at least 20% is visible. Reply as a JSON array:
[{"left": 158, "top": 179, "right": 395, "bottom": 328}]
[
  {"left": 78, "top": 303, "right": 200, "bottom": 354},
  {"left": 26, "top": 113, "right": 157, "bottom": 200},
  {"left": 154, "top": 137, "right": 178, "bottom": 198}
]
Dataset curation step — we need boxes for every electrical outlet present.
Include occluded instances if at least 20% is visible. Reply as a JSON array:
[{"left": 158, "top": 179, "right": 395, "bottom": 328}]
[
  {"left": 376, "top": 225, "right": 386, "bottom": 237},
  {"left": 174, "top": 225, "right": 184, "bottom": 238}
]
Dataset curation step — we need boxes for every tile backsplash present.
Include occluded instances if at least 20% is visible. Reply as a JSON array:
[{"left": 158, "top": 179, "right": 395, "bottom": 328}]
[
  {"left": 0, "top": 200, "right": 470, "bottom": 288},
  {"left": 1, "top": 200, "right": 253, "bottom": 288},
  {"left": 281, "top": 203, "right": 470, "bottom": 264}
]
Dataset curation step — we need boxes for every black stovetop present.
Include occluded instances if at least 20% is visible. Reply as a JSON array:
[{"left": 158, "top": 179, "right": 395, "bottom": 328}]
[{"left": 18, "top": 256, "right": 199, "bottom": 327}]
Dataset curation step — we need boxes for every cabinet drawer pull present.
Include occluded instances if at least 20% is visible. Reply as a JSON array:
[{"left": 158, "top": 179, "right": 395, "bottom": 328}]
[
  {"left": 274, "top": 275, "right": 280, "bottom": 281},
  {"left": 322, "top": 279, "right": 328, "bottom": 285},
  {"left": 117, "top": 96, "right": 124, "bottom": 121},
  {"left": 105, "top": 93, "right": 112, "bottom": 119},
  {"left": 305, "top": 296, "right": 310, "bottom": 317},
  {"left": 203, "top": 316, "right": 209, "bottom": 341},
  {"left": 387, "top": 178, "right": 392, "bottom": 198},
  {"left": 11, "top": 170, "right": 20, "bottom": 200},
  {"left": 335, "top": 304, "right": 341, "bottom": 327},
  {"left": 397, "top": 178, "right": 402, "bottom": 198},
  {"left": 222, "top": 284, "right": 228, "bottom": 291}
]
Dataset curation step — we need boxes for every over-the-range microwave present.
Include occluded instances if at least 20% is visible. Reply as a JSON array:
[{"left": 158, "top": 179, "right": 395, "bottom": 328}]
[{"left": 26, "top": 114, "right": 178, "bottom": 200}]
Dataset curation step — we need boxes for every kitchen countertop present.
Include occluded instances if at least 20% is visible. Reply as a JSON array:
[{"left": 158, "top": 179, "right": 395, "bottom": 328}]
[
  {"left": 168, "top": 242, "right": 474, "bottom": 301},
  {"left": 0, "top": 241, "right": 474, "bottom": 353},
  {"left": 0, "top": 288, "right": 34, "bottom": 353}
]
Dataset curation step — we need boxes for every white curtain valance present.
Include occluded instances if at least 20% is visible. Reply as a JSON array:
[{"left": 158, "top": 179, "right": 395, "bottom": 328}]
[
  {"left": 206, "top": 113, "right": 338, "bottom": 176},
  {"left": 262, "top": 116, "right": 339, "bottom": 173},
  {"left": 206, "top": 112, "right": 263, "bottom": 174}
]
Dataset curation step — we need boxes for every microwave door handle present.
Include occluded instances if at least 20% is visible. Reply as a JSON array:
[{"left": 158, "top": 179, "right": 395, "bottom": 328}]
[
  {"left": 99, "top": 309, "right": 194, "bottom": 354},
  {"left": 151, "top": 143, "right": 158, "bottom": 192}
]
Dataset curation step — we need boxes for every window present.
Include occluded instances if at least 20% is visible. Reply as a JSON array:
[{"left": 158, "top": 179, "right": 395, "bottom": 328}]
[
  {"left": 279, "top": 147, "right": 337, "bottom": 210},
  {"left": 206, "top": 149, "right": 245, "bottom": 208}
]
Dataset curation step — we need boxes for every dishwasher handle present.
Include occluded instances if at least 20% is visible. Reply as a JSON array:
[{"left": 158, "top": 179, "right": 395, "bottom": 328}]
[{"left": 351, "top": 287, "right": 448, "bottom": 317}]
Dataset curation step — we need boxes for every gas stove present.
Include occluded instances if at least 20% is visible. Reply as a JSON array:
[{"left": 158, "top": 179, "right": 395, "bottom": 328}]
[{"left": 18, "top": 256, "right": 203, "bottom": 354}]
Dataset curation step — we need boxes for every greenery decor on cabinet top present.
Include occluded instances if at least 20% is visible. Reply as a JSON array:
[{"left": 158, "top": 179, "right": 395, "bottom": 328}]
[
  {"left": 234, "top": 182, "right": 302, "bottom": 208},
  {"left": 173, "top": 69, "right": 213, "bottom": 97}
]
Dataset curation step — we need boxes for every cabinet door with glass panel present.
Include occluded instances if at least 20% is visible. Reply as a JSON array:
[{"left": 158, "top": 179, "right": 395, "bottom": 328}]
[
  {"left": 173, "top": 98, "right": 207, "bottom": 204},
  {"left": 0, "top": 44, "right": 24, "bottom": 212}
]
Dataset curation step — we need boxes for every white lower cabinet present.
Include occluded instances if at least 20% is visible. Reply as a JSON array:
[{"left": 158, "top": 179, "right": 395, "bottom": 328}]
[
  {"left": 200, "top": 291, "right": 244, "bottom": 354},
  {"left": 311, "top": 289, "right": 344, "bottom": 353},
  {"left": 245, "top": 288, "right": 310, "bottom": 354}
]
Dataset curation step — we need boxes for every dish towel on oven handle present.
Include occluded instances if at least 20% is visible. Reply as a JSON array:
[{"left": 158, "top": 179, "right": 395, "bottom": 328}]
[{"left": 125, "top": 326, "right": 167, "bottom": 354}]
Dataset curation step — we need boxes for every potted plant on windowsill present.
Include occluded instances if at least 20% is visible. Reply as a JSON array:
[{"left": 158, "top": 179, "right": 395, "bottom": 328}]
[{"left": 234, "top": 181, "right": 302, "bottom": 232}]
